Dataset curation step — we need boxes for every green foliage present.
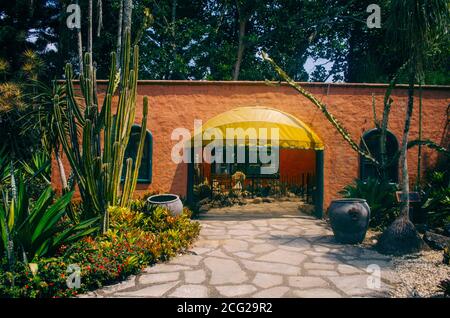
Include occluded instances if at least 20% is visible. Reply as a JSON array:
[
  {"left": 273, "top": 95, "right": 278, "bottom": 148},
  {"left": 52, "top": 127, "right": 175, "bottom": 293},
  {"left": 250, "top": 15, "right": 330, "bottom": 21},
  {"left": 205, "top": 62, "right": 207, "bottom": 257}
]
[
  {"left": 53, "top": 31, "right": 149, "bottom": 230},
  {"left": 0, "top": 2, "right": 60, "bottom": 82},
  {"left": 129, "top": 199, "right": 148, "bottom": 213},
  {"left": 0, "top": 204, "right": 200, "bottom": 298},
  {"left": 120, "top": 204, "right": 200, "bottom": 240},
  {"left": 387, "top": 0, "right": 449, "bottom": 76},
  {"left": 340, "top": 178, "right": 399, "bottom": 230},
  {"left": 193, "top": 181, "right": 212, "bottom": 201},
  {"left": 0, "top": 49, "right": 52, "bottom": 166},
  {"left": 1, "top": 1, "right": 449, "bottom": 84},
  {"left": 0, "top": 85, "right": 39, "bottom": 162},
  {"left": 19, "top": 151, "right": 52, "bottom": 198},
  {"left": 420, "top": 170, "right": 450, "bottom": 228},
  {"left": 0, "top": 177, "right": 98, "bottom": 266},
  {"left": 22, "top": 79, "right": 68, "bottom": 158},
  {"left": 0, "top": 146, "right": 10, "bottom": 188},
  {"left": 20, "top": 151, "right": 51, "bottom": 185}
]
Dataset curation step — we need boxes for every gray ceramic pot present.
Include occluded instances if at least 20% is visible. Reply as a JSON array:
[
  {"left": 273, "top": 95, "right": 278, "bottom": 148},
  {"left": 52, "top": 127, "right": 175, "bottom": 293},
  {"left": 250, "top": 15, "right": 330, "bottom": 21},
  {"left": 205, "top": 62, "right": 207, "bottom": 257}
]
[
  {"left": 147, "top": 194, "right": 183, "bottom": 216},
  {"left": 328, "top": 198, "right": 370, "bottom": 244}
]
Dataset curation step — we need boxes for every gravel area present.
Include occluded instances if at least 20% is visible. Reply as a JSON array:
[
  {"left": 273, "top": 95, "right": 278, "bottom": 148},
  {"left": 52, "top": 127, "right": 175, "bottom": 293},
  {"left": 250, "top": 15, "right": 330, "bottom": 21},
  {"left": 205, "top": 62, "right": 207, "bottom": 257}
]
[
  {"left": 389, "top": 250, "right": 449, "bottom": 298},
  {"left": 359, "top": 229, "right": 449, "bottom": 298}
]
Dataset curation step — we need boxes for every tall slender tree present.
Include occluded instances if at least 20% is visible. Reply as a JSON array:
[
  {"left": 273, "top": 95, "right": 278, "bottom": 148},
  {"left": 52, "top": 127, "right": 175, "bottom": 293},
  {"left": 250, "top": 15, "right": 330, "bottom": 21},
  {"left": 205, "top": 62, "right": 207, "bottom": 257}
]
[
  {"left": 377, "top": 0, "right": 449, "bottom": 255},
  {"left": 232, "top": 0, "right": 251, "bottom": 80},
  {"left": 88, "top": 0, "right": 93, "bottom": 62},
  {"left": 116, "top": 0, "right": 124, "bottom": 69}
]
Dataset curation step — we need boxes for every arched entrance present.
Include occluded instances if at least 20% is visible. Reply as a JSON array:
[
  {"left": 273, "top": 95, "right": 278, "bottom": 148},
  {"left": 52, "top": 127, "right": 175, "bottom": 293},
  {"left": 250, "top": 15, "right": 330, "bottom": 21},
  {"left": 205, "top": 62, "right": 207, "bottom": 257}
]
[{"left": 186, "top": 107, "right": 325, "bottom": 218}]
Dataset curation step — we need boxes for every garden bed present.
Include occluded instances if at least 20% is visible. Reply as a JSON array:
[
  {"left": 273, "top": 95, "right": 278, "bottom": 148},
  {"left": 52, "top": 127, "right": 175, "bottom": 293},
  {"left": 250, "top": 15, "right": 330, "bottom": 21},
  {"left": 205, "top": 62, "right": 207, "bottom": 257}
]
[{"left": 0, "top": 205, "right": 200, "bottom": 298}]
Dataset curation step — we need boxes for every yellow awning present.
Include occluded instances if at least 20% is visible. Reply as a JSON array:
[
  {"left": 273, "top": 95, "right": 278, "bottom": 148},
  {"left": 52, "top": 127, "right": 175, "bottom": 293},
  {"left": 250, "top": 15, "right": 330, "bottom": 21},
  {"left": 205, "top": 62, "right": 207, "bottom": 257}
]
[{"left": 189, "top": 107, "right": 324, "bottom": 150}]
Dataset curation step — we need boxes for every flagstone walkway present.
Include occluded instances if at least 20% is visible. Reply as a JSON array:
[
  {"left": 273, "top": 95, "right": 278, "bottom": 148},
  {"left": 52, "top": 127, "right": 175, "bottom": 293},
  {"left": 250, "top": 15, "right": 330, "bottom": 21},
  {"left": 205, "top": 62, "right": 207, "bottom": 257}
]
[{"left": 84, "top": 201, "right": 399, "bottom": 298}]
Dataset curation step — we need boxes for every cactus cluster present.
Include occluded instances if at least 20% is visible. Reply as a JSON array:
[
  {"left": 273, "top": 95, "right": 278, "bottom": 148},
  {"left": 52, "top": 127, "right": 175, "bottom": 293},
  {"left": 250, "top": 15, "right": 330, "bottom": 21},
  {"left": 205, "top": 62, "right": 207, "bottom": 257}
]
[{"left": 53, "top": 32, "right": 148, "bottom": 232}]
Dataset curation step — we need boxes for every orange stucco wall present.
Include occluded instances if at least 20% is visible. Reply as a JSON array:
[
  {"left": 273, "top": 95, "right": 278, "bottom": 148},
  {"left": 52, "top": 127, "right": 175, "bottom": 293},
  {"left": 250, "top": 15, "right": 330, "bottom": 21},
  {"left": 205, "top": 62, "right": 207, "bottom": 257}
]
[
  {"left": 280, "top": 149, "right": 316, "bottom": 180},
  {"left": 51, "top": 81, "right": 450, "bottom": 211}
]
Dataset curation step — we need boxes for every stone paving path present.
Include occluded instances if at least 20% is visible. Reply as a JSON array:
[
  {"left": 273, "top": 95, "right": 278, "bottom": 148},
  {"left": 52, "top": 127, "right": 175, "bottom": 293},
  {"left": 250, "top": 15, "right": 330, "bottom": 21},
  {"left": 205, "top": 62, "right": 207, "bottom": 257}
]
[{"left": 85, "top": 202, "right": 399, "bottom": 298}]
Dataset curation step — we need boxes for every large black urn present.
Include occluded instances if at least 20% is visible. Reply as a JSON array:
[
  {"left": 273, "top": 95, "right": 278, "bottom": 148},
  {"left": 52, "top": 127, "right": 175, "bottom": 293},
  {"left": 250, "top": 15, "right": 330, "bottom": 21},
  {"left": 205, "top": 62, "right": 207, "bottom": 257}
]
[{"left": 328, "top": 198, "right": 370, "bottom": 244}]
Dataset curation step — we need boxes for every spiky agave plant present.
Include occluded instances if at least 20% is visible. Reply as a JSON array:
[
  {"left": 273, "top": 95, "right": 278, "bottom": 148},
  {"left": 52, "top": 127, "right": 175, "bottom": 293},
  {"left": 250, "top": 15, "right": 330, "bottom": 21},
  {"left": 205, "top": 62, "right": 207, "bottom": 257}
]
[
  {"left": 0, "top": 177, "right": 99, "bottom": 269},
  {"left": 53, "top": 31, "right": 148, "bottom": 232}
]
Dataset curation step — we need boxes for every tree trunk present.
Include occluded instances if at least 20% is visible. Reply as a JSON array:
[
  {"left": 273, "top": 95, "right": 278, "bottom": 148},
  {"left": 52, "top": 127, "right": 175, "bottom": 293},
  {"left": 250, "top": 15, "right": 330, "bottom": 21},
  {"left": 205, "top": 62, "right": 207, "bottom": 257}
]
[
  {"left": 417, "top": 83, "right": 423, "bottom": 186},
  {"left": 379, "top": 103, "right": 391, "bottom": 180},
  {"left": 233, "top": 19, "right": 246, "bottom": 80},
  {"left": 55, "top": 150, "right": 68, "bottom": 191},
  {"left": 379, "top": 61, "right": 408, "bottom": 181},
  {"left": 116, "top": 0, "right": 123, "bottom": 68},
  {"left": 96, "top": 0, "right": 103, "bottom": 37},
  {"left": 399, "top": 67, "right": 416, "bottom": 218},
  {"left": 380, "top": 92, "right": 394, "bottom": 181},
  {"left": 123, "top": 0, "right": 132, "bottom": 37},
  {"left": 372, "top": 64, "right": 424, "bottom": 255},
  {"left": 346, "top": 26, "right": 356, "bottom": 82},
  {"left": 120, "top": 0, "right": 132, "bottom": 84},
  {"left": 10, "top": 161, "right": 16, "bottom": 201},
  {"left": 76, "top": 0, "right": 83, "bottom": 74},
  {"left": 88, "top": 0, "right": 93, "bottom": 61},
  {"left": 77, "top": 30, "right": 83, "bottom": 74},
  {"left": 170, "top": 0, "right": 177, "bottom": 79},
  {"left": 121, "top": 0, "right": 132, "bottom": 83}
]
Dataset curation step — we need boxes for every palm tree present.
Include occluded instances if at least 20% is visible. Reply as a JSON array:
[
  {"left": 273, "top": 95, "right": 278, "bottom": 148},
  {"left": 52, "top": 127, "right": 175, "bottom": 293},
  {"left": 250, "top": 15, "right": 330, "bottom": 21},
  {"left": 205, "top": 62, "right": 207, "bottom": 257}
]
[
  {"left": 22, "top": 81, "right": 69, "bottom": 192},
  {"left": 377, "top": 0, "right": 449, "bottom": 255}
]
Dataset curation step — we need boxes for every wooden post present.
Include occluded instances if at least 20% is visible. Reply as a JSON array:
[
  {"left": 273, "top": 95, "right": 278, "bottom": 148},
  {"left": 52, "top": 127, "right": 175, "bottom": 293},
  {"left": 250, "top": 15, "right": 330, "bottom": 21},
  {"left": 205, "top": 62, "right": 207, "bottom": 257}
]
[
  {"left": 315, "top": 150, "right": 324, "bottom": 218},
  {"left": 187, "top": 146, "right": 194, "bottom": 204}
]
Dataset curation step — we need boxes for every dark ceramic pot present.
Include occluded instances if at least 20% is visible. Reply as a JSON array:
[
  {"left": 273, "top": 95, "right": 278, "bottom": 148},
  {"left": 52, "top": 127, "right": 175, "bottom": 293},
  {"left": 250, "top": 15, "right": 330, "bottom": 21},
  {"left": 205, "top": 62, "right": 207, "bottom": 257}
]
[
  {"left": 147, "top": 194, "right": 183, "bottom": 216},
  {"left": 328, "top": 198, "right": 370, "bottom": 244}
]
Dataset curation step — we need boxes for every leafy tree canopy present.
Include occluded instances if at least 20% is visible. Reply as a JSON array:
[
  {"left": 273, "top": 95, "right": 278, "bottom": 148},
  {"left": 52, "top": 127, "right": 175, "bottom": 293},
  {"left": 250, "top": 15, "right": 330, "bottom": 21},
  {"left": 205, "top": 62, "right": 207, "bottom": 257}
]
[{"left": 0, "top": 0, "right": 448, "bottom": 84}]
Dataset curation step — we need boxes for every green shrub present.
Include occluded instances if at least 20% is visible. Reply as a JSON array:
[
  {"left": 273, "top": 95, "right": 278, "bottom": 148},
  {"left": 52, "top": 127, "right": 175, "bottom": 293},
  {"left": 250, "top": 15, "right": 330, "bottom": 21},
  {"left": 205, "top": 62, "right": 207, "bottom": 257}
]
[
  {"left": 129, "top": 198, "right": 148, "bottom": 213},
  {"left": 420, "top": 170, "right": 450, "bottom": 228},
  {"left": 340, "top": 178, "right": 400, "bottom": 230},
  {"left": 193, "top": 181, "right": 212, "bottom": 201}
]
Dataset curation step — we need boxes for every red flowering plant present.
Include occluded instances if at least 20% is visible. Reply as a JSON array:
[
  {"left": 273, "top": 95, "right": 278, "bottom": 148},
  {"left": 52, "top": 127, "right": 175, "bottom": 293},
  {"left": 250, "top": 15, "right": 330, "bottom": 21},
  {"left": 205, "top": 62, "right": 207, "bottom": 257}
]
[{"left": 0, "top": 257, "right": 79, "bottom": 298}]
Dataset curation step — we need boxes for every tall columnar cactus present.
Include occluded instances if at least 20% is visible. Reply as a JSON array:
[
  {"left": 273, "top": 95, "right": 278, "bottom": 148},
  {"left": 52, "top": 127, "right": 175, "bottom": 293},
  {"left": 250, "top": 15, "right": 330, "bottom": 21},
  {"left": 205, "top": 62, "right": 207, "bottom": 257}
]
[{"left": 53, "top": 31, "right": 148, "bottom": 232}]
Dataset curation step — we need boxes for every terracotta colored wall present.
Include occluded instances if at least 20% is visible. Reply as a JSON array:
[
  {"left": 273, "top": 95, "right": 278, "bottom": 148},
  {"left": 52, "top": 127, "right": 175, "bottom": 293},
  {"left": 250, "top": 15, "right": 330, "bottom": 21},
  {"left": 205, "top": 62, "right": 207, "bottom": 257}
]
[
  {"left": 51, "top": 81, "right": 450, "bottom": 211},
  {"left": 280, "top": 149, "right": 316, "bottom": 180}
]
